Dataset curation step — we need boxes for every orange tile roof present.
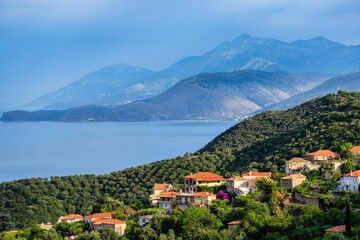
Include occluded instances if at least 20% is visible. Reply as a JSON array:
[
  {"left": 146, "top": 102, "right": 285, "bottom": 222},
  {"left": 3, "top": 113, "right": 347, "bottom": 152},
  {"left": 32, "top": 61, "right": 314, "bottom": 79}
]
[
  {"left": 227, "top": 176, "right": 247, "bottom": 181},
  {"left": 351, "top": 146, "right": 360, "bottom": 153},
  {"left": 281, "top": 174, "right": 306, "bottom": 180},
  {"left": 325, "top": 225, "right": 346, "bottom": 233},
  {"left": 158, "top": 192, "right": 179, "bottom": 198},
  {"left": 307, "top": 150, "right": 340, "bottom": 159},
  {"left": 288, "top": 158, "right": 310, "bottom": 163},
  {"left": 228, "top": 220, "right": 243, "bottom": 225},
  {"left": 193, "top": 192, "right": 216, "bottom": 197},
  {"left": 154, "top": 183, "right": 171, "bottom": 190},
  {"left": 62, "top": 214, "right": 83, "bottom": 220},
  {"left": 85, "top": 212, "right": 116, "bottom": 220},
  {"left": 184, "top": 172, "right": 225, "bottom": 181},
  {"left": 242, "top": 171, "right": 271, "bottom": 177},
  {"left": 344, "top": 170, "right": 360, "bottom": 177},
  {"left": 92, "top": 218, "right": 126, "bottom": 225}
]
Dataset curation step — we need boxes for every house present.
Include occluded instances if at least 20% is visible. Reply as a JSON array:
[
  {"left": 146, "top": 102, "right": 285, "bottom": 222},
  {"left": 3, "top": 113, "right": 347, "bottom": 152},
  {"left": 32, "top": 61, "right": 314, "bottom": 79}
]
[
  {"left": 306, "top": 150, "right": 340, "bottom": 163},
  {"left": 351, "top": 146, "right": 360, "bottom": 156},
  {"left": 85, "top": 212, "right": 116, "bottom": 223},
  {"left": 138, "top": 215, "right": 154, "bottom": 227},
  {"left": 92, "top": 219, "right": 126, "bottom": 236},
  {"left": 39, "top": 223, "right": 53, "bottom": 230},
  {"left": 281, "top": 174, "right": 307, "bottom": 191},
  {"left": 226, "top": 176, "right": 250, "bottom": 196},
  {"left": 322, "top": 161, "right": 343, "bottom": 180},
  {"left": 57, "top": 214, "right": 83, "bottom": 223},
  {"left": 158, "top": 191, "right": 179, "bottom": 214},
  {"left": 176, "top": 192, "right": 216, "bottom": 211},
  {"left": 285, "top": 158, "right": 311, "bottom": 174},
  {"left": 242, "top": 171, "right": 271, "bottom": 180},
  {"left": 227, "top": 220, "right": 242, "bottom": 230},
  {"left": 325, "top": 225, "right": 347, "bottom": 234},
  {"left": 184, "top": 172, "right": 225, "bottom": 193},
  {"left": 338, "top": 170, "right": 360, "bottom": 192},
  {"left": 149, "top": 183, "right": 175, "bottom": 205}
]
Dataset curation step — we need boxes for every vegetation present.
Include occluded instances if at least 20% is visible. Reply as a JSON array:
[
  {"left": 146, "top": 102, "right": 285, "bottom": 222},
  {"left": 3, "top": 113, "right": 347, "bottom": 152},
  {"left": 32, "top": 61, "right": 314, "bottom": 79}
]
[{"left": 0, "top": 91, "right": 360, "bottom": 238}]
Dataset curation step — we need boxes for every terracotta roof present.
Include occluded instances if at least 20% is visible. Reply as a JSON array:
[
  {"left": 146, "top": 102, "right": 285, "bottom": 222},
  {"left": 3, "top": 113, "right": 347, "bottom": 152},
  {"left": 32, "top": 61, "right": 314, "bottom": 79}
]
[
  {"left": 159, "top": 192, "right": 179, "bottom": 198},
  {"left": 351, "top": 146, "right": 360, "bottom": 153},
  {"left": 288, "top": 158, "right": 310, "bottom": 163},
  {"left": 307, "top": 150, "right": 340, "bottom": 159},
  {"left": 281, "top": 174, "right": 306, "bottom": 180},
  {"left": 62, "top": 214, "right": 83, "bottom": 220},
  {"left": 325, "top": 225, "right": 346, "bottom": 233},
  {"left": 193, "top": 192, "right": 216, "bottom": 197},
  {"left": 344, "top": 170, "right": 360, "bottom": 177},
  {"left": 92, "top": 218, "right": 126, "bottom": 225},
  {"left": 85, "top": 212, "right": 116, "bottom": 220},
  {"left": 184, "top": 172, "right": 225, "bottom": 181},
  {"left": 154, "top": 183, "right": 171, "bottom": 190},
  {"left": 242, "top": 171, "right": 271, "bottom": 177},
  {"left": 227, "top": 176, "right": 247, "bottom": 181},
  {"left": 228, "top": 220, "right": 243, "bottom": 225}
]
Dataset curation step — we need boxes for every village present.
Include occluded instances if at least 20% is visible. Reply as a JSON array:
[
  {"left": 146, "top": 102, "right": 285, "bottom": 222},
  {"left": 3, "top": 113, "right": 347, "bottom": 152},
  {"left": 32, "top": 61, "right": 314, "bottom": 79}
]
[{"left": 46, "top": 146, "right": 360, "bottom": 238}]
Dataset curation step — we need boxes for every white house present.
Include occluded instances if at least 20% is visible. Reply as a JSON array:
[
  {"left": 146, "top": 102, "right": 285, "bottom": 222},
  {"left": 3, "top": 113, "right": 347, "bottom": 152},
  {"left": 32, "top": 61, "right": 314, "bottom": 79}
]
[{"left": 338, "top": 170, "right": 360, "bottom": 192}]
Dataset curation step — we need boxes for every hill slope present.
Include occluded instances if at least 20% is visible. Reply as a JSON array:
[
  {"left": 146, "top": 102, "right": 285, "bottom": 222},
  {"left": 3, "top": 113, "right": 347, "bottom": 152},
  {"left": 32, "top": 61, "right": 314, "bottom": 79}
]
[
  {"left": 0, "top": 91, "right": 360, "bottom": 230},
  {"left": 3, "top": 70, "right": 328, "bottom": 121},
  {"left": 29, "top": 34, "right": 360, "bottom": 109}
]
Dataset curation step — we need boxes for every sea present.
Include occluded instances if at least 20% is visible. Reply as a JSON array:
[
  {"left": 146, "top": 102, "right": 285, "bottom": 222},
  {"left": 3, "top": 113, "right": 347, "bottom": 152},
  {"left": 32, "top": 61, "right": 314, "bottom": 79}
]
[{"left": 0, "top": 121, "right": 235, "bottom": 183}]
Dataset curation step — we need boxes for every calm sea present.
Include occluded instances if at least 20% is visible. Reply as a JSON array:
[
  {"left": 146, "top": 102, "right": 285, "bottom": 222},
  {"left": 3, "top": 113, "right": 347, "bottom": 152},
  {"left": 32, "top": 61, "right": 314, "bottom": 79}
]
[{"left": 0, "top": 121, "right": 235, "bottom": 183}]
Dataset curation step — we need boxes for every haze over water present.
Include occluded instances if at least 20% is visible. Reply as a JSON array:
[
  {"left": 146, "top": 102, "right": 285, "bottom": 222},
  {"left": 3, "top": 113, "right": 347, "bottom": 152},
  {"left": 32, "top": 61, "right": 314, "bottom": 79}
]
[{"left": 0, "top": 121, "right": 235, "bottom": 183}]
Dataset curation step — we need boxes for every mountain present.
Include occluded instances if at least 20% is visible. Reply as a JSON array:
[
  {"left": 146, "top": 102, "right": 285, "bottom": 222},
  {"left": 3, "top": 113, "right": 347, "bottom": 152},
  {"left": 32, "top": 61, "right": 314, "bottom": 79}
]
[
  {"left": 29, "top": 34, "right": 360, "bottom": 109},
  {"left": 260, "top": 70, "right": 360, "bottom": 111},
  {"left": 2, "top": 70, "right": 329, "bottom": 121},
  {"left": 1, "top": 91, "right": 359, "bottom": 230}
]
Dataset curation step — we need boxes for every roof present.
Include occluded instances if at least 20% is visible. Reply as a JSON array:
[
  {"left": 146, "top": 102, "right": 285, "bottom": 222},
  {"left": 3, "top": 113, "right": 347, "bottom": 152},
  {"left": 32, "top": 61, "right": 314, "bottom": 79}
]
[
  {"left": 288, "top": 158, "right": 310, "bottom": 163},
  {"left": 227, "top": 176, "right": 247, "bottom": 181},
  {"left": 184, "top": 172, "right": 225, "bottom": 181},
  {"left": 61, "top": 214, "right": 83, "bottom": 220},
  {"left": 344, "top": 170, "right": 360, "bottom": 177},
  {"left": 242, "top": 171, "right": 271, "bottom": 177},
  {"left": 351, "top": 146, "right": 360, "bottom": 153},
  {"left": 158, "top": 192, "right": 179, "bottom": 198},
  {"left": 193, "top": 192, "right": 216, "bottom": 197},
  {"left": 325, "top": 225, "right": 346, "bottom": 233},
  {"left": 307, "top": 150, "right": 340, "bottom": 159},
  {"left": 92, "top": 218, "right": 126, "bottom": 225},
  {"left": 281, "top": 174, "right": 306, "bottom": 180},
  {"left": 85, "top": 212, "right": 116, "bottom": 220},
  {"left": 154, "top": 183, "right": 171, "bottom": 190},
  {"left": 228, "top": 220, "right": 243, "bottom": 225}
]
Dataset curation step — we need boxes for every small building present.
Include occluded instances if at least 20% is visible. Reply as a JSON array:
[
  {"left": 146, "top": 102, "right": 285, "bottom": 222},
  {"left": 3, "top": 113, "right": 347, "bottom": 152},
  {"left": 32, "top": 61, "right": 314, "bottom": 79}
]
[
  {"left": 158, "top": 191, "right": 179, "bottom": 214},
  {"left": 351, "top": 146, "right": 360, "bottom": 156},
  {"left": 281, "top": 174, "right": 307, "bottom": 191},
  {"left": 325, "top": 225, "right": 347, "bottom": 234},
  {"left": 227, "top": 220, "right": 242, "bottom": 230},
  {"left": 85, "top": 212, "right": 116, "bottom": 223},
  {"left": 184, "top": 172, "right": 225, "bottom": 193},
  {"left": 242, "top": 171, "right": 271, "bottom": 180},
  {"left": 338, "top": 170, "right": 360, "bottom": 192},
  {"left": 306, "top": 150, "right": 340, "bottom": 163},
  {"left": 57, "top": 214, "right": 84, "bottom": 223},
  {"left": 149, "top": 183, "right": 175, "bottom": 205},
  {"left": 226, "top": 176, "right": 250, "bottom": 196},
  {"left": 323, "top": 161, "right": 343, "bottom": 180},
  {"left": 176, "top": 192, "right": 216, "bottom": 211},
  {"left": 285, "top": 158, "right": 311, "bottom": 174},
  {"left": 138, "top": 215, "right": 154, "bottom": 227},
  {"left": 39, "top": 223, "right": 53, "bottom": 230},
  {"left": 92, "top": 219, "right": 126, "bottom": 236}
]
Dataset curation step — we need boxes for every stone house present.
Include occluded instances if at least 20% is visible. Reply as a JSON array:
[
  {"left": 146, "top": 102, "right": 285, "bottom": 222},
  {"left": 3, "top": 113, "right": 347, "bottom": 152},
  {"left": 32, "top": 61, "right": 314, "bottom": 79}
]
[
  {"left": 306, "top": 150, "right": 340, "bottom": 164},
  {"left": 285, "top": 158, "right": 311, "bottom": 174},
  {"left": 281, "top": 174, "right": 307, "bottom": 191},
  {"left": 92, "top": 219, "right": 126, "bottom": 236}
]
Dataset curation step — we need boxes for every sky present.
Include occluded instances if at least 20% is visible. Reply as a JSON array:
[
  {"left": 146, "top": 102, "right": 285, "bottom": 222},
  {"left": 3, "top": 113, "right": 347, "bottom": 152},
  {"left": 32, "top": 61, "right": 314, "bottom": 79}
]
[{"left": 0, "top": 0, "right": 359, "bottom": 110}]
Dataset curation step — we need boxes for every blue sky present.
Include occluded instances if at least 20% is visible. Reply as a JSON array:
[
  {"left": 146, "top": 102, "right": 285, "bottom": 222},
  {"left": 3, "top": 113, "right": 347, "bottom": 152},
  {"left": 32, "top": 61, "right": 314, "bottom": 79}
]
[{"left": 0, "top": 0, "right": 359, "bottom": 109}]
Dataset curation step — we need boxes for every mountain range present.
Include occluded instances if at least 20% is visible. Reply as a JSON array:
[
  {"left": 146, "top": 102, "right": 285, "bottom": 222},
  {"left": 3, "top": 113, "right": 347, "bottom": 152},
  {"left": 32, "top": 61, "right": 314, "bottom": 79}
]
[
  {"left": 2, "top": 70, "right": 329, "bottom": 121},
  {"left": 29, "top": 34, "right": 360, "bottom": 109}
]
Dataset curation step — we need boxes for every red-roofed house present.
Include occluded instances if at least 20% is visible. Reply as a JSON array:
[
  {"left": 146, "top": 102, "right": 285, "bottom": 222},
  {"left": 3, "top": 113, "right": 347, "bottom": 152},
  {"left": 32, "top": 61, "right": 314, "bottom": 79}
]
[
  {"left": 158, "top": 191, "right": 180, "bottom": 214},
  {"left": 150, "top": 183, "right": 175, "bottom": 205},
  {"left": 226, "top": 176, "right": 251, "bottom": 196},
  {"left": 325, "top": 225, "right": 347, "bottom": 233},
  {"left": 176, "top": 192, "right": 216, "bottom": 210},
  {"left": 92, "top": 219, "right": 126, "bottom": 236},
  {"left": 285, "top": 158, "right": 311, "bottom": 174},
  {"left": 57, "top": 214, "right": 83, "bottom": 223},
  {"left": 351, "top": 146, "right": 360, "bottom": 156},
  {"left": 85, "top": 212, "right": 116, "bottom": 224},
  {"left": 338, "top": 170, "right": 360, "bottom": 192},
  {"left": 242, "top": 171, "right": 271, "bottom": 180},
  {"left": 227, "top": 220, "right": 243, "bottom": 230},
  {"left": 184, "top": 172, "right": 225, "bottom": 193},
  {"left": 306, "top": 150, "right": 340, "bottom": 163}
]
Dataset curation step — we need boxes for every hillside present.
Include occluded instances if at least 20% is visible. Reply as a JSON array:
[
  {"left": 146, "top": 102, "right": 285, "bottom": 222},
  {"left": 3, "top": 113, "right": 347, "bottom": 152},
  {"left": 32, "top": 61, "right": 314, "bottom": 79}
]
[
  {"left": 29, "top": 34, "right": 360, "bottom": 109},
  {"left": 261, "top": 70, "right": 360, "bottom": 111},
  {"left": 0, "top": 91, "right": 360, "bottom": 230},
  {"left": 2, "top": 70, "right": 328, "bottom": 121}
]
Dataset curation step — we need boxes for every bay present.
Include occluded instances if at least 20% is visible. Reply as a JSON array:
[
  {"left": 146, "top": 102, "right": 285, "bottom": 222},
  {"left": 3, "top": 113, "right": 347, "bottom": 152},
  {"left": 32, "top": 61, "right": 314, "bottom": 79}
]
[{"left": 0, "top": 121, "right": 235, "bottom": 182}]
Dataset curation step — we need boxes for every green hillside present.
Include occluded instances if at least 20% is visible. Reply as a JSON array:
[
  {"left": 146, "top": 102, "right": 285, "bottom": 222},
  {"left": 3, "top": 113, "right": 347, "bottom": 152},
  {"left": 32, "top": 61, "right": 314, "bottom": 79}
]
[{"left": 0, "top": 91, "right": 360, "bottom": 231}]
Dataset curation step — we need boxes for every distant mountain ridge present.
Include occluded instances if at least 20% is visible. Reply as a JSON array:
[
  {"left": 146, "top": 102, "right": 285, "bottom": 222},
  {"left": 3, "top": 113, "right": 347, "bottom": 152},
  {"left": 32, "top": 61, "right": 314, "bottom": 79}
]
[
  {"left": 2, "top": 70, "right": 329, "bottom": 121},
  {"left": 29, "top": 34, "right": 360, "bottom": 109}
]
